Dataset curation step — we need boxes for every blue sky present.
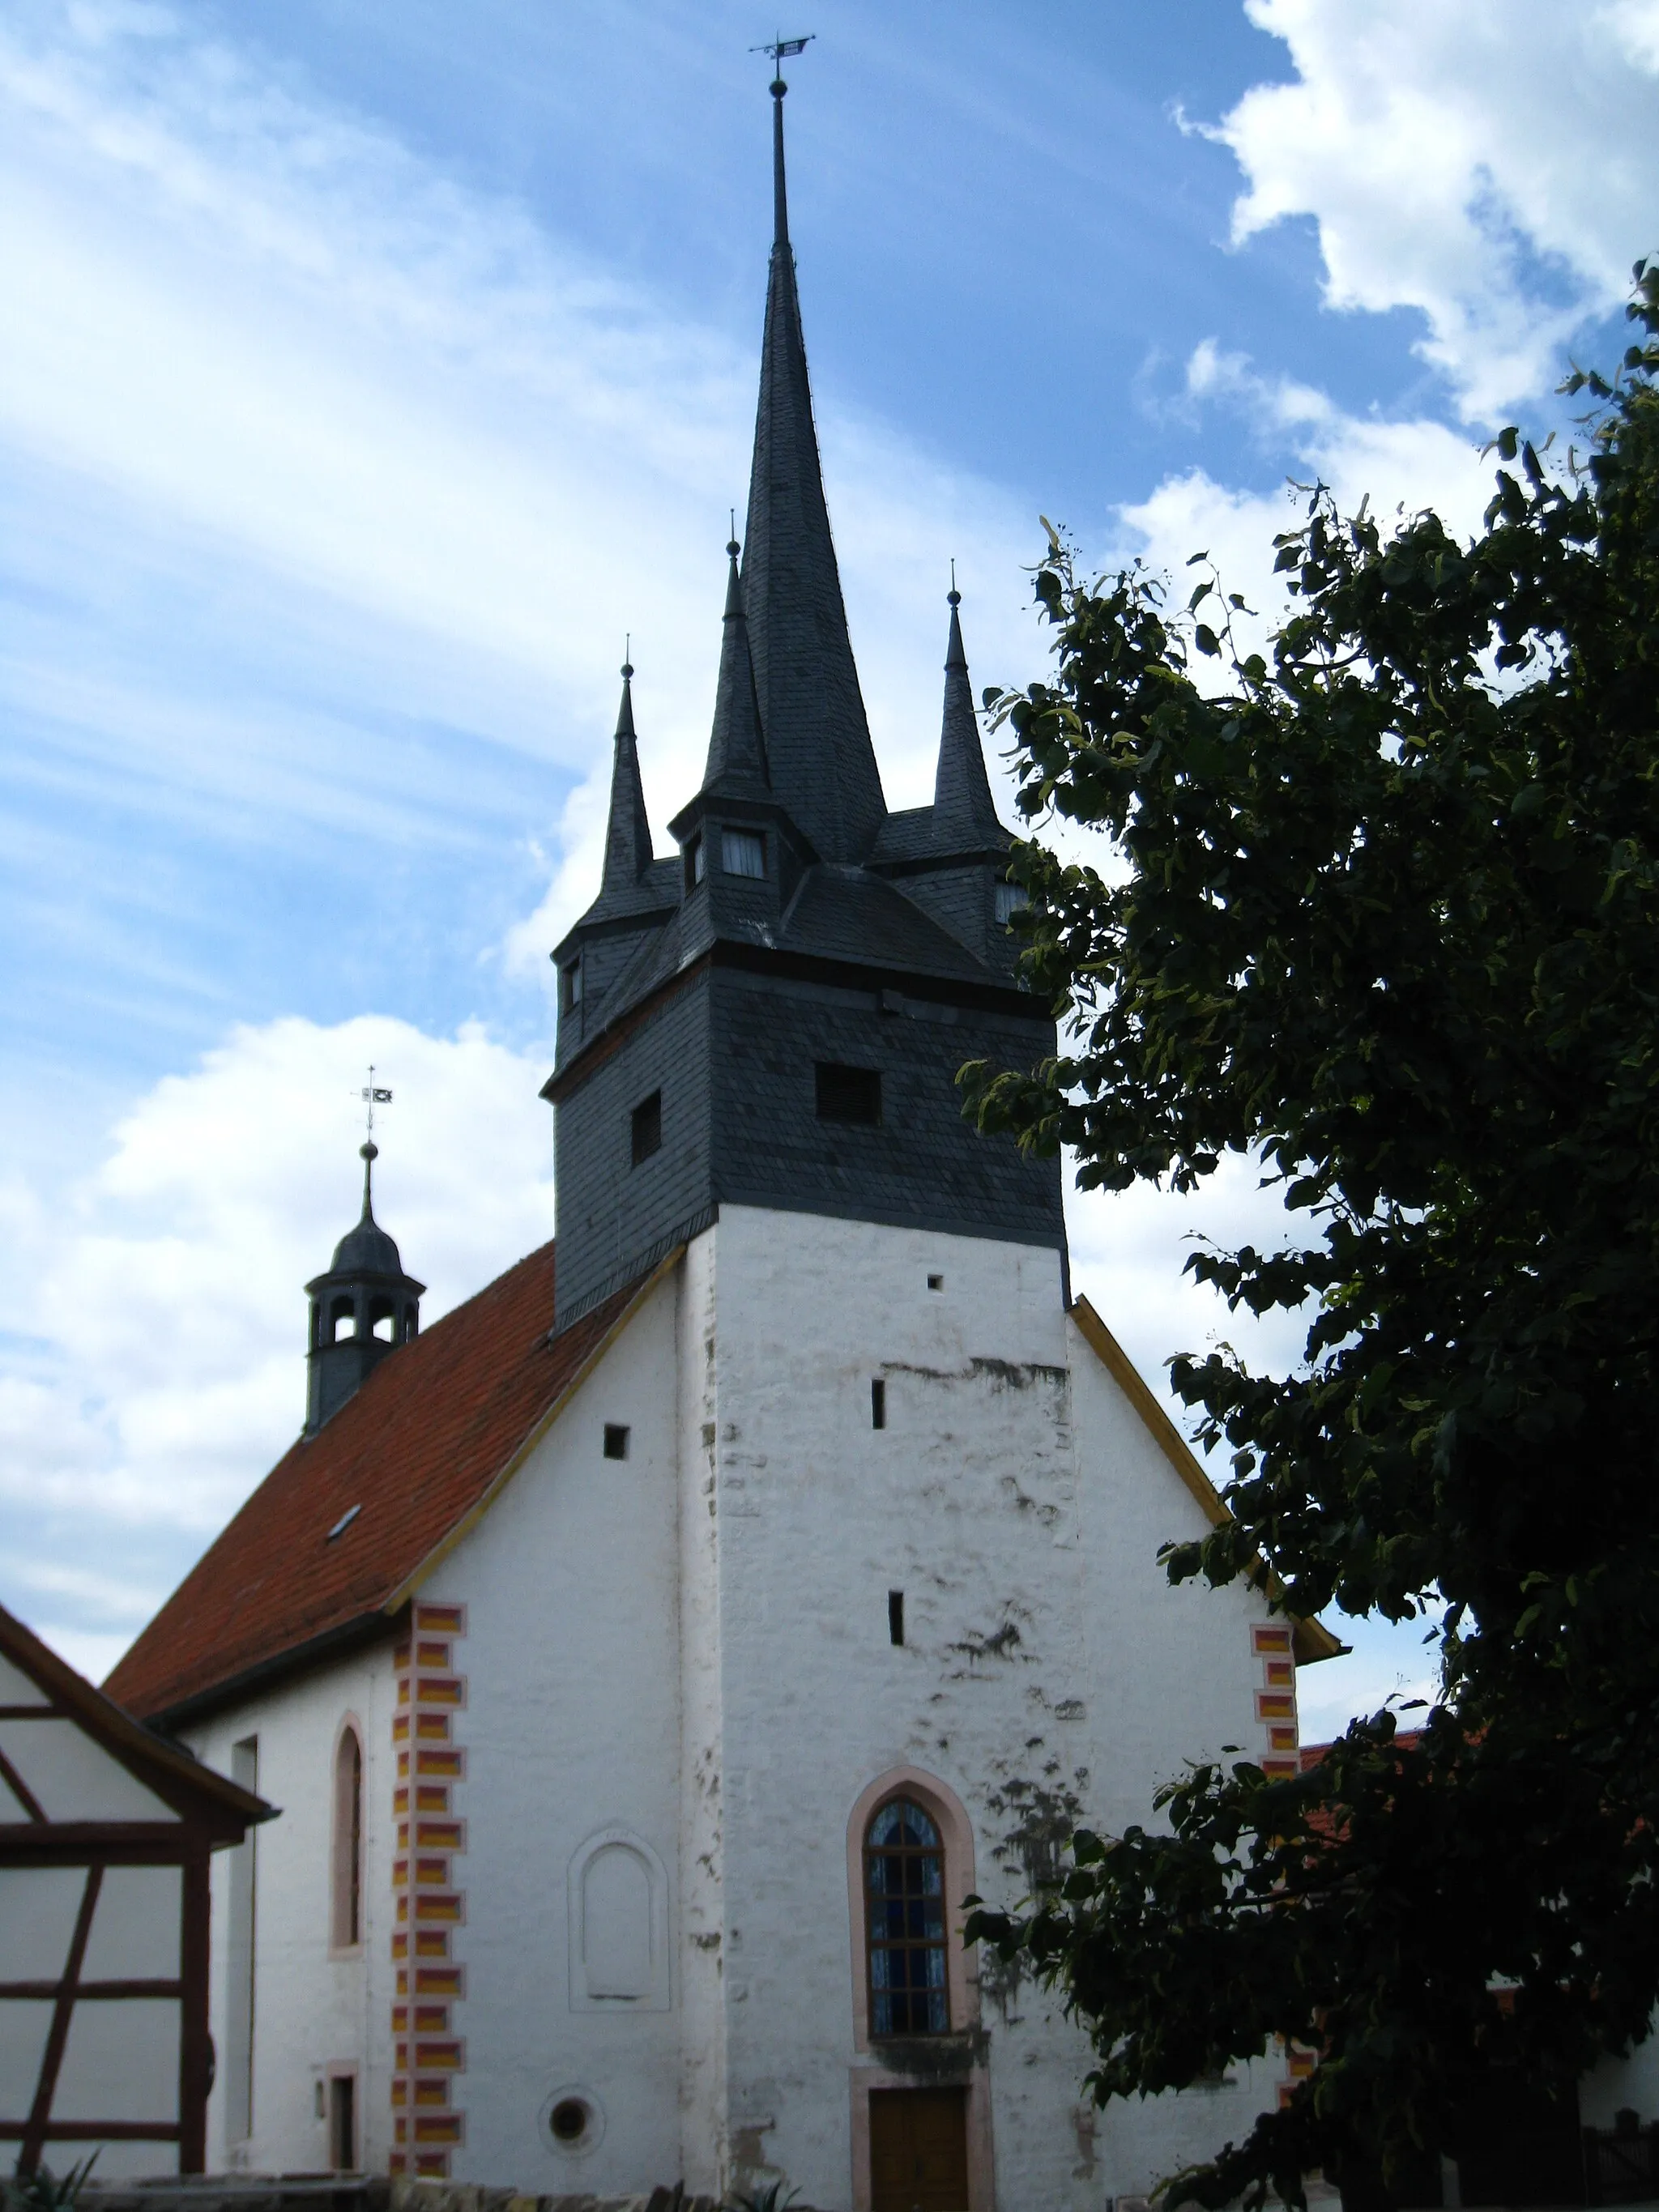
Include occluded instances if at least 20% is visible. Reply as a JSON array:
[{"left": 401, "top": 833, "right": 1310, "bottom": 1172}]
[{"left": 2, "top": 0, "right": 1654, "bottom": 1741}]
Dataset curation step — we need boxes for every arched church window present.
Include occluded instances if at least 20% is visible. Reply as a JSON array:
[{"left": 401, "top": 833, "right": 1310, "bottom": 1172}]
[
  {"left": 331, "top": 1724, "right": 364, "bottom": 1950},
  {"left": 865, "top": 1797, "right": 948, "bottom": 2035}
]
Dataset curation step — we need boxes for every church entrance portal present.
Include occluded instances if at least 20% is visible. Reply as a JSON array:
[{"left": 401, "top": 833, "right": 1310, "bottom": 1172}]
[{"left": 869, "top": 2086, "right": 970, "bottom": 2212}]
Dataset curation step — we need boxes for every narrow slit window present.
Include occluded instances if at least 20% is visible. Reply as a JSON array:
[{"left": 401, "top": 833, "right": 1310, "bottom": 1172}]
[
  {"left": 816, "top": 1062, "right": 881, "bottom": 1125},
  {"left": 560, "top": 957, "right": 583, "bottom": 1012},
  {"left": 631, "top": 1090, "right": 662, "bottom": 1166},
  {"left": 328, "top": 2073, "right": 356, "bottom": 2172},
  {"left": 889, "top": 1590, "right": 905, "bottom": 1647},
  {"left": 871, "top": 1378, "right": 886, "bottom": 1430},
  {"left": 331, "top": 1725, "right": 363, "bottom": 1949},
  {"left": 603, "top": 1423, "right": 631, "bottom": 1460},
  {"left": 684, "top": 833, "right": 705, "bottom": 890},
  {"left": 720, "top": 826, "right": 766, "bottom": 878}
]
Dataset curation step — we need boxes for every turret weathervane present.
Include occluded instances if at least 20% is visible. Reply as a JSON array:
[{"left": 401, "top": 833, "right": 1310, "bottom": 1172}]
[
  {"left": 360, "top": 1067, "right": 393, "bottom": 1143},
  {"left": 752, "top": 33, "right": 814, "bottom": 69}
]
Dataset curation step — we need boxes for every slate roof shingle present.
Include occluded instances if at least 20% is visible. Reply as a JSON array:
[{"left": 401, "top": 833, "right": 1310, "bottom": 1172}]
[{"left": 104, "top": 1242, "right": 646, "bottom": 1724}]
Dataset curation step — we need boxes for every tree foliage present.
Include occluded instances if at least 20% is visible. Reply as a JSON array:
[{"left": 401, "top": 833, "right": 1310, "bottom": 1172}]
[{"left": 962, "top": 262, "right": 1659, "bottom": 2207}]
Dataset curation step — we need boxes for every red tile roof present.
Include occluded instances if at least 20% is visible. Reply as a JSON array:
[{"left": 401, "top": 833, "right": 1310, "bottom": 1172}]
[{"left": 104, "top": 1241, "right": 650, "bottom": 1724}]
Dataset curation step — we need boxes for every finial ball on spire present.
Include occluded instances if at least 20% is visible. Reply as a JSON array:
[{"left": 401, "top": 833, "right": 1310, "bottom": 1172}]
[{"left": 360, "top": 1140, "right": 378, "bottom": 1163}]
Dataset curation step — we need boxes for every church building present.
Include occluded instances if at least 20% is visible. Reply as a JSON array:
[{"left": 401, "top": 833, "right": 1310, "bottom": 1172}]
[{"left": 106, "top": 72, "right": 1338, "bottom": 2212}]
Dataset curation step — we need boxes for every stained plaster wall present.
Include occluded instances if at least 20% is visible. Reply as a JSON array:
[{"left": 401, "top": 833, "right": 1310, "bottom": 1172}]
[
  {"left": 185, "top": 1643, "right": 395, "bottom": 2175},
  {"left": 702, "top": 1204, "right": 1285, "bottom": 2212}
]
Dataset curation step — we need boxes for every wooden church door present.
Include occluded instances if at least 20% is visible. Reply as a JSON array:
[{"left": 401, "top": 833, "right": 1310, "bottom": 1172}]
[{"left": 869, "top": 2086, "right": 970, "bottom": 2212}]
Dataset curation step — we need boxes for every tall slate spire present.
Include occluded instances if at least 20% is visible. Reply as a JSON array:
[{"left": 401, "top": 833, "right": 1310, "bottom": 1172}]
[
  {"left": 702, "top": 537, "right": 770, "bottom": 796},
  {"left": 932, "top": 582, "right": 1004, "bottom": 848},
  {"left": 738, "top": 70, "right": 886, "bottom": 861},
  {"left": 598, "top": 658, "right": 655, "bottom": 900}
]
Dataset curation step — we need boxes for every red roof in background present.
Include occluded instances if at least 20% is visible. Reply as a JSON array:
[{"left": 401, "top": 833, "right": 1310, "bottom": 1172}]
[
  {"left": 1300, "top": 1733, "right": 1423, "bottom": 1771},
  {"left": 104, "top": 1242, "right": 646, "bottom": 1724}
]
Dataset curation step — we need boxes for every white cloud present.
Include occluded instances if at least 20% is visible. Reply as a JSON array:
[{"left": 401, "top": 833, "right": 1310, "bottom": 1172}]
[
  {"left": 1108, "top": 342, "right": 1500, "bottom": 670},
  {"left": 1213, "top": 0, "right": 1659, "bottom": 416},
  {"left": 0, "top": 1014, "right": 557, "bottom": 1555}
]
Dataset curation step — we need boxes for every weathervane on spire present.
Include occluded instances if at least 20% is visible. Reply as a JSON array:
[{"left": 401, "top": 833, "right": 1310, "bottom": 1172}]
[
  {"left": 360, "top": 1067, "right": 393, "bottom": 1142},
  {"left": 358, "top": 1066, "right": 393, "bottom": 1212},
  {"left": 751, "top": 31, "right": 814, "bottom": 85},
  {"left": 751, "top": 32, "right": 812, "bottom": 243}
]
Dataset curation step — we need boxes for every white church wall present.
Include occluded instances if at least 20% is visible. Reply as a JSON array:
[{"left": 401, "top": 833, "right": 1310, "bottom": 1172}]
[
  {"left": 186, "top": 1640, "right": 395, "bottom": 2176},
  {"left": 702, "top": 1204, "right": 1079, "bottom": 2211},
  {"left": 700, "top": 1204, "right": 1287, "bottom": 2212},
  {"left": 1064, "top": 1314, "right": 1289, "bottom": 2195},
  {"left": 423, "top": 1265, "right": 684, "bottom": 2193},
  {"left": 1583, "top": 2025, "right": 1659, "bottom": 2129},
  {"left": 160, "top": 1207, "right": 1299, "bottom": 2204},
  {"left": 677, "top": 1227, "right": 727, "bottom": 2196}
]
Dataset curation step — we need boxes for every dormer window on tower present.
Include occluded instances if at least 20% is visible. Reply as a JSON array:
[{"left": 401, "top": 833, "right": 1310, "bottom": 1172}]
[
  {"left": 684, "top": 833, "right": 706, "bottom": 891},
  {"left": 721, "top": 827, "right": 766, "bottom": 879},
  {"left": 996, "top": 881, "right": 1030, "bottom": 928}
]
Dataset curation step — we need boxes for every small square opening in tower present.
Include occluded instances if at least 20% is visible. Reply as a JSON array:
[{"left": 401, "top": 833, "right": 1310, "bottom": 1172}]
[
  {"left": 927, "top": 1273, "right": 945, "bottom": 1292},
  {"left": 631, "top": 1090, "right": 662, "bottom": 1166},
  {"left": 888, "top": 1590, "right": 905, "bottom": 1647},
  {"left": 603, "top": 1423, "right": 631, "bottom": 1460},
  {"left": 721, "top": 827, "right": 766, "bottom": 878},
  {"left": 816, "top": 1062, "right": 881, "bottom": 1125},
  {"left": 871, "top": 1378, "right": 886, "bottom": 1429}
]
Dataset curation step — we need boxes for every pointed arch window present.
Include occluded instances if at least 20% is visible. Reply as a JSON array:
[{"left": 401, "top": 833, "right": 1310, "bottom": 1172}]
[
  {"left": 865, "top": 1796, "right": 948, "bottom": 2035},
  {"left": 331, "top": 1723, "right": 364, "bottom": 1950}
]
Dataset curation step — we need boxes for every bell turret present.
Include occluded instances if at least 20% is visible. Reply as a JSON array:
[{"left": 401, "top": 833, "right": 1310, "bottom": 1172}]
[{"left": 304, "top": 1140, "right": 424, "bottom": 1434}]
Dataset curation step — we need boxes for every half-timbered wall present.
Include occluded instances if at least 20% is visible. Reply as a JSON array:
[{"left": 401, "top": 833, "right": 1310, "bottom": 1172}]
[{"left": 0, "top": 1630, "right": 255, "bottom": 2180}]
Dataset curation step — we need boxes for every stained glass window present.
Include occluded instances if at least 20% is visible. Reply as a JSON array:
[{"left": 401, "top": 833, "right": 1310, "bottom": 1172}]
[{"left": 866, "top": 1797, "right": 948, "bottom": 2035}]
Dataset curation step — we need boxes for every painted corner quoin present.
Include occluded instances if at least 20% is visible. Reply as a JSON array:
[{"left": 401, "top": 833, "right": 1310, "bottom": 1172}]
[
  {"left": 1251, "top": 1622, "right": 1299, "bottom": 1780},
  {"left": 390, "top": 1601, "right": 467, "bottom": 2176}
]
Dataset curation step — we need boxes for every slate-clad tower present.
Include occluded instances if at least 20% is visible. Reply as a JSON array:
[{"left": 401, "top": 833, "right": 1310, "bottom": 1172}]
[{"left": 546, "top": 75, "right": 1062, "bottom": 1331}]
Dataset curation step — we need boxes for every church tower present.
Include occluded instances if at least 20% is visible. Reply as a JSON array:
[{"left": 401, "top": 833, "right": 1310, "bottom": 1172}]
[
  {"left": 304, "top": 1140, "right": 424, "bottom": 1432},
  {"left": 546, "top": 73, "right": 1063, "bottom": 1330},
  {"left": 109, "top": 64, "right": 1322, "bottom": 2212}
]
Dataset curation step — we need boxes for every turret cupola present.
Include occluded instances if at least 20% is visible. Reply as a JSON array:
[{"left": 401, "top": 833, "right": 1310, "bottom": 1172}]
[{"left": 304, "top": 1138, "right": 424, "bottom": 1434}]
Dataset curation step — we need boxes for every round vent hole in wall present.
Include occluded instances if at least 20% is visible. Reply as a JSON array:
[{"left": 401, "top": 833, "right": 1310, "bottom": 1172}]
[{"left": 540, "top": 2087, "right": 603, "bottom": 2155}]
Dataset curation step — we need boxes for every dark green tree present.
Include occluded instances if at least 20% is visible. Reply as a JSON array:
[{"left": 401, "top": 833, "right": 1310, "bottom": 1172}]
[{"left": 962, "top": 263, "right": 1659, "bottom": 2208}]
